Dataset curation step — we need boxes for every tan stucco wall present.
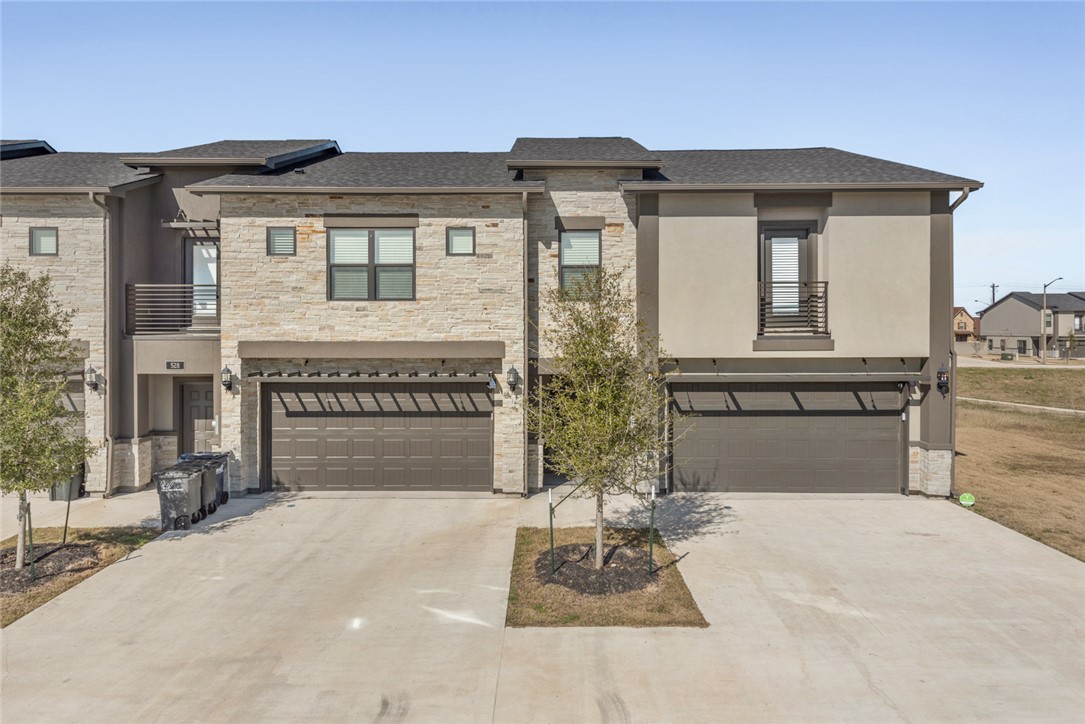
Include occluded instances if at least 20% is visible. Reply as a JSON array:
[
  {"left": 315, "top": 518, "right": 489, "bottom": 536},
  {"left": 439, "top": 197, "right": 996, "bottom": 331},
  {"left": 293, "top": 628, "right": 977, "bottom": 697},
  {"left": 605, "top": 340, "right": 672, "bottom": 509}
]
[
  {"left": 656, "top": 191, "right": 931, "bottom": 359},
  {"left": 215, "top": 193, "right": 527, "bottom": 493}
]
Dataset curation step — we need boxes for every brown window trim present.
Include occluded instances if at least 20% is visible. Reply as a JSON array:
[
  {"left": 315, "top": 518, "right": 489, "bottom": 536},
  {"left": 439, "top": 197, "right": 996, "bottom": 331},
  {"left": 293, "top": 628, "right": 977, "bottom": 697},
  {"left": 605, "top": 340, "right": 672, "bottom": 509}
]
[
  {"left": 327, "top": 228, "right": 416, "bottom": 301},
  {"left": 446, "top": 227, "right": 476, "bottom": 256},
  {"left": 558, "top": 229, "right": 602, "bottom": 289},
  {"left": 29, "top": 227, "right": 59, "bottom": 256},
  {"left": 266, "top": 227, "right": 297, "bottom": 256}
]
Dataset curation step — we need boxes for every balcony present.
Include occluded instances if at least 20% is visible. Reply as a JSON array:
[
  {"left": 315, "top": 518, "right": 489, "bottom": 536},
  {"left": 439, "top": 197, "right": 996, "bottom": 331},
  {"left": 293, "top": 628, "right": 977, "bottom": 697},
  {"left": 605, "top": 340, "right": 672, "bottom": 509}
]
[
  {"left": 126, "top": 284, "right": 219, "bottom": 336},
  {"left": 758, "top": 281, "right": 829, "bottom": 337}
]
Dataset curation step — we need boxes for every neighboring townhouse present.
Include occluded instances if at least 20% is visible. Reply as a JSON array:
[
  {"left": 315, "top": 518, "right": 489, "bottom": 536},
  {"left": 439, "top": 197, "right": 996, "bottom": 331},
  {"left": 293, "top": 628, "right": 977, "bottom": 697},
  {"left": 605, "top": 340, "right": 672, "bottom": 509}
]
[
  {"left": 979, "top": 291, "right": 1085, "bottom": 358},
  {"left": 953, "top": 306, "right": 979, "bottom": 341},
  {"left": 2, "top": 136, "right": 981, "bottom": 498}
]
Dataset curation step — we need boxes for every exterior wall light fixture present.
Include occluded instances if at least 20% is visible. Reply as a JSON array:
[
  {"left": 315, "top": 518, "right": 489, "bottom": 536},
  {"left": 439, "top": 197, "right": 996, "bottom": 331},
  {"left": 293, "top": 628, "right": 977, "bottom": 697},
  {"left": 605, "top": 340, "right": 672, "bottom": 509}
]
[
  {"left": 506, "top": 365, "right": 520, "bottom": 392},
  {"left": 85, "top": 366, "right": 99, "bottom": 392},
  {"left": 221, "top": 366, "right": 233, "bottom": 391},
  {"left": 936, "top": 364, "right": 949, "bottom": 397}
]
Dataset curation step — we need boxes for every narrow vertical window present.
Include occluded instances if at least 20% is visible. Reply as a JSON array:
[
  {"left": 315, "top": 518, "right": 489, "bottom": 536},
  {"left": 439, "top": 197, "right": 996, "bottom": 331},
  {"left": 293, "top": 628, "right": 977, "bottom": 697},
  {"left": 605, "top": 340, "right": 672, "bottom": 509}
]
[
  {"left": 559, "top": 230, "right": 601, "bottom": 288},
  {"left": 30, "top": 227, "right": 58, "bottom": 256}
]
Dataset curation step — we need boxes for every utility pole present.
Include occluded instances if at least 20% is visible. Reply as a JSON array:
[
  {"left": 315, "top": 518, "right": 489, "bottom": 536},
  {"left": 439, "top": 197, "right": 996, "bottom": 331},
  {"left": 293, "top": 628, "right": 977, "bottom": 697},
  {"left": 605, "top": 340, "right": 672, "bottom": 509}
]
[
  {"left": 1042, "top": 276, "right": 1063, "bottom": 364},
  {"left": 989, "top": 283, "right": 998, "bottom": 305}
]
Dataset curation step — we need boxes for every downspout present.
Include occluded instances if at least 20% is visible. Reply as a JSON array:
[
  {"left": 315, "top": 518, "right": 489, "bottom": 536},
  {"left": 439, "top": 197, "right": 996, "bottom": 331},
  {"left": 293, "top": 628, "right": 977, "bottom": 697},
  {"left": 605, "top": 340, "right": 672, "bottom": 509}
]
[
  {"left": 89, "top": 193, "right": 114, "bottom": 496},
  {"left": 522, "top": 190, "right": 530, "bottom": 498},
  {"left": 945, "top": 187, "right": 971, "bottom": 497}
]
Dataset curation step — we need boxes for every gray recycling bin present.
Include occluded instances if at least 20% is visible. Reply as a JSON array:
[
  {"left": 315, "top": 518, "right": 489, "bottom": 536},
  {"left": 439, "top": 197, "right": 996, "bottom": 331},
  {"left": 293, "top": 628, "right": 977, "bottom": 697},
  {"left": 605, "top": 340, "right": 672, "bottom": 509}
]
[
  {"left": 153, "top": 462, "right": 204, "bottom": 531},
  {"left": 49, "top": 466, "right": 85, "bottom": 501},
  {"left": 178, "top": 453, "right": 231, "bottom": 508}
]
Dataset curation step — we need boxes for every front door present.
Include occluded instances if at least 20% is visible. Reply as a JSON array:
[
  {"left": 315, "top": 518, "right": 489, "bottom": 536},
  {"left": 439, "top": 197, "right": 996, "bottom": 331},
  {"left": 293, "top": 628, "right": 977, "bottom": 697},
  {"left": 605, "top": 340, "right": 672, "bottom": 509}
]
[{"left": 181, "top": 382, "right": 215, "bottom": 454}]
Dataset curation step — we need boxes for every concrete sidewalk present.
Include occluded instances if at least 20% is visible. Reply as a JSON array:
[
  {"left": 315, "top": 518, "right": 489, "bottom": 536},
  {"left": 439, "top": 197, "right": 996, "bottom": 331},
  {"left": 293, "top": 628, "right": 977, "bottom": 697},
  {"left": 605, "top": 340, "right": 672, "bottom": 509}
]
[{"left": 0, "top": 489, "right": 161, "bottom": 539}]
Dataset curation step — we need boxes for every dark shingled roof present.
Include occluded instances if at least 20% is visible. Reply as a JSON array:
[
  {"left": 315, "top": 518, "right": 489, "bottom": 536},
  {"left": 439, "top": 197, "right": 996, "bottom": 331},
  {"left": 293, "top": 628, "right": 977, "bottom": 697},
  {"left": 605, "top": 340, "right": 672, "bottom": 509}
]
[
  {"left": 190, "top": 152, "right": 542, "bottom": 191},
  {"left": 634, "top": 148, "right": 981, "bottom": 188},
  {"left": 1, "top": 139, "right": 57, "bottom": 160},
  {"left": 1006, "top": 292, "right": 1085, "bottom": 313},
  {"left": 508, "top": 137, "right": 662, "bottom": 166},
  {"left": 121, "top": 140, "right": 338, "bottom": 168},
  {"left": 1, "top": 152, "right": 158, "bottom": 191}
]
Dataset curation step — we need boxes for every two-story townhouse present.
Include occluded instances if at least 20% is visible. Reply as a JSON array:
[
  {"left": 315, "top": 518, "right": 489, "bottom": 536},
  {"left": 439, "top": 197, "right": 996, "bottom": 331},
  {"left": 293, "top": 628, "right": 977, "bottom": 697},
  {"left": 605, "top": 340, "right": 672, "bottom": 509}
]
[
  {"left": 979, "top": 291, "right": 1085, "bottom": 358},
  {"left": 3, "top": 135, "right": 982, "bottom": 498},
  {"left": 0, "top": 139, "right": 338, "bottom": 494}
]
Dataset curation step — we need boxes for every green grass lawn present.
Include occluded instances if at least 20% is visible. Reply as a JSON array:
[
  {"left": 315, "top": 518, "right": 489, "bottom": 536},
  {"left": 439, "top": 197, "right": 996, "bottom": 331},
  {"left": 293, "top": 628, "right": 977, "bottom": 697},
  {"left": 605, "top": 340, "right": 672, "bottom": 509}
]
[{"left": 956, "top": 367, "right": 1085, "bottom": 410}]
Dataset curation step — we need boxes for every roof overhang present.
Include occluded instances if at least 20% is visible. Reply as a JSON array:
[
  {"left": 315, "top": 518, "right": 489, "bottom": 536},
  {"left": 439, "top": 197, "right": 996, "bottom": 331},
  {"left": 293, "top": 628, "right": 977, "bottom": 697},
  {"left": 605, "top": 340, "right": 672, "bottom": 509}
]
[
  {"left": 187, "top": 184, "right": 545, "bottom": 196},
  {"left": 0, "top": 175, "right": 162, "bottom": 195},
  {"left": 619, "top": 181, "right": 984, "bottom": 193},
  {"left": 0, "top": 140, "right": 57, "bottom": 158},
  {"left": 508, "top": 159, "right": 664, "bottom": 170},
  {"left": 120, "top": 141, "right": 341, "bottom": 170}
]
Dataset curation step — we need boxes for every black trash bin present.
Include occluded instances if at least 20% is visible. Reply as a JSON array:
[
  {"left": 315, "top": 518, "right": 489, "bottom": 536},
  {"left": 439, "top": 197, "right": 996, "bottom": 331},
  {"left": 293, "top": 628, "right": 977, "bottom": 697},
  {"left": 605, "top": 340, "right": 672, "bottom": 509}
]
[
  {"left": 178, "top": 453, "right": 230, "bottom": 508},
  {"left": 49, "top": 466, "right": 84, "bottom": 502},
  {"left": 153, "top": 462, "right": 204, "bottom": 531}
]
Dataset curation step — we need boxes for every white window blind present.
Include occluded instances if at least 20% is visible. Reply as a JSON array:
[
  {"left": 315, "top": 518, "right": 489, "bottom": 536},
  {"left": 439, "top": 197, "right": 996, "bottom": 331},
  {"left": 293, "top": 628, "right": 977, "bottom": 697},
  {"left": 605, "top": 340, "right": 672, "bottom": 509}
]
[
  {"left": 267, "top": 227, "right": 296, "bottom": 255},
  {"left": 374, "top": 229, "right": 414, "bottom": 264},
  {"left": 560, "top": 231, "right": 600, "bottom": 265},
  {"left": 448, "top": 228, "right": 474, "bottom": 255},
  {"left": 770, "top": 236, "right": 800, "bottom": 314},
  {"left": 329, "top": 229, "right": 369, "bottom": 263},
  {"left": 331, "top": 267, "right": 369, "bottom": 299},
  {"left": 30, "top": 228, "right": 58, "bottom": 255},
  {"left": 376, "top": 268, "right": 413, "bottom": 299}
]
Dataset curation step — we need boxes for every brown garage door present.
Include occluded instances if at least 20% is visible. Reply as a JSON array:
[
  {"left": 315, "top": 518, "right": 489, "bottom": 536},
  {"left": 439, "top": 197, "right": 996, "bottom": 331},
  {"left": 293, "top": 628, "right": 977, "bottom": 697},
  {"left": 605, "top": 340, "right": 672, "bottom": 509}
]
[
  {"left": 265, "top": 383, "right": 493, "bottom": 492},
  {"left": 672, "top": 382, "right": 904, "bottom": 494}
]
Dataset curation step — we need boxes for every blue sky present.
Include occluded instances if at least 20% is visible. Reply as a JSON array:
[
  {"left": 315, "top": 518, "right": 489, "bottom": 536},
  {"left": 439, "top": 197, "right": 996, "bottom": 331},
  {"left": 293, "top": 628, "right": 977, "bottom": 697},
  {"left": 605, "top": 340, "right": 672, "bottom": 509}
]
[{"left": 3, "top": 1, "right": 1082, "bottom": 310}]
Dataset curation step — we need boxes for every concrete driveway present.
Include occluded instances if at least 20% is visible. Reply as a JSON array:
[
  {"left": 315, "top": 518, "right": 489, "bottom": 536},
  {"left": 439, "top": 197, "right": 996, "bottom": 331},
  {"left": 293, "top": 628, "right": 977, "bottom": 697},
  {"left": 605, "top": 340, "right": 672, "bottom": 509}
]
[{"left": 3, "top": 492, "right": 1083, "bottom": 723}]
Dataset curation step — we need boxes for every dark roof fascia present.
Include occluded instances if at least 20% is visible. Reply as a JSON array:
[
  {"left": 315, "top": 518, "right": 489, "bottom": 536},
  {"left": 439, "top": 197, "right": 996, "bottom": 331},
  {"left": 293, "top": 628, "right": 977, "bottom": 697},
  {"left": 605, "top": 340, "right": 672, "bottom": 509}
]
[
  {"left": 507, "top": 159, "right": 664, "bottom": 170},
  {"left": 0, "top": 140, "right": 57, "bottom": 158},
  {"left": 186, "top": 184, "right": 546, "bottom": 196},
  {"left": 118, "top": 141, "right": 340, "bottom": 169},
  {"left": 619, "top": 181, "right": 984, "bottom": 193},
  {"left": 0, "top": 174, "right": 162, "bottom": 196}
]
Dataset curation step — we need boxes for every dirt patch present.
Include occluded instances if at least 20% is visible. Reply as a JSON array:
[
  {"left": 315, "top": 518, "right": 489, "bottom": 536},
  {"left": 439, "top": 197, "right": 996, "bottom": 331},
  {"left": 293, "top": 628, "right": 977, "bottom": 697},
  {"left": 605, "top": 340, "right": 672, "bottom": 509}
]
[
  {"left": 956, "top": 402, "right": 1085, "bottom": 561},
  {"left": 957, "top": 368, "right": 1085, "bottom": 410},
  {"left": 1, "top": 526, "right": 159, "bottom": 627},
  {"left": 507, "top": 526, "right": 707, "bottom": 628}
]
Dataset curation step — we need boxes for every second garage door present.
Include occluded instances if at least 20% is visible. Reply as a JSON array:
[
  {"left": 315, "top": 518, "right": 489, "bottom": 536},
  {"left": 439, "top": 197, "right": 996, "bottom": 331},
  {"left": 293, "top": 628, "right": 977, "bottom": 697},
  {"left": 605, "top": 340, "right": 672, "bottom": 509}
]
[
  {"left": 672, "top": 382, "right": 905, "bottom": 494},
  {"left": 265, "top": 383, "right": 493, "bottom": 492}
]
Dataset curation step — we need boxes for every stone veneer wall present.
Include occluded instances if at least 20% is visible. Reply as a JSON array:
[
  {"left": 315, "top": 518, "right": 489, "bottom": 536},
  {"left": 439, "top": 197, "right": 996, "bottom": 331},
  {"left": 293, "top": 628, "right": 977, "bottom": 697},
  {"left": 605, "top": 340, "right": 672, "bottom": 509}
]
[
  {"left": 0, "top": 195, "right": 109, "bottom": 492},
  {"left": 525, "top": 169, "right": 639, "bottom": 360},
  {"left": 216, "top": 194, "right": 527, "bottom": 493},
  {"left": 152, "top": 433, "right": 179, "bottom": 473},
  {"left": 909, "top": 445, "right": 952, "bottom": 497}
]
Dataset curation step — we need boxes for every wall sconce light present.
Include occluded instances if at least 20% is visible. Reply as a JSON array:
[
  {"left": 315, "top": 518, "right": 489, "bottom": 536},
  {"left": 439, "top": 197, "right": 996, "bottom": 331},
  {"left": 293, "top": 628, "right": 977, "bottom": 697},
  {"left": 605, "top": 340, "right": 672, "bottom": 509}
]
[
  {"left": 936, "top": 365, "right": 949, "bottom": 397},
  {"left": 506, "top": 365, "right": 520, "bottom": 392},
  {"left": 221, "top": 366, "right": 233, "bottom": 391},
  {"left": 85, "top": 366, "right": 99, "bottom": 392}
]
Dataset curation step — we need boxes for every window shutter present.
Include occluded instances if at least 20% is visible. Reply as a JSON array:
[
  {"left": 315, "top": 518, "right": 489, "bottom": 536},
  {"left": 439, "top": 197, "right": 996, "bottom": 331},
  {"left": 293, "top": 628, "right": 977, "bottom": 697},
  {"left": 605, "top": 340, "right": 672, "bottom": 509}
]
[
  {"left": 329, "top": 229, "right": 370, "bottom": 263},
  {"left": 268, "top": 227, "right": 296, "bottom": 255},
  {"left": 374, "top": 229, "right": 414, "bottom": 264},
  {"left": 560, "top": 231, "right": 600, "bottom": 265}
]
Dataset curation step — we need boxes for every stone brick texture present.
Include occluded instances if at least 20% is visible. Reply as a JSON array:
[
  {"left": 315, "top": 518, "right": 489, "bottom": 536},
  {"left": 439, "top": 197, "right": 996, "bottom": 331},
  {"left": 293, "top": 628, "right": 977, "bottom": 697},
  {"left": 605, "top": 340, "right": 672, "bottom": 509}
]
[
  {"left": 1, "top": 195, "right": 108, "bottom": 492},
  {"left": 216, "top": 194, "right": 528, "bottom": 493}
]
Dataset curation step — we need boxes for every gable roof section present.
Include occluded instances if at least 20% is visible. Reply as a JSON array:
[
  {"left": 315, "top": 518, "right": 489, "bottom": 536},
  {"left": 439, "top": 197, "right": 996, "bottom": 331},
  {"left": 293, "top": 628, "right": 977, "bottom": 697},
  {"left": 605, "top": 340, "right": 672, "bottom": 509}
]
[
  {"left": 120, "top": 140, "right": 339, "bottom": 169},
  {"left": 981, "top": 291, "right": 1085, "bottom": 316},
  {"left": 622, "top": 147, "right": 982, "bottom": 191},
  {"left": 189, "top": 151, "right": 544, "bottom": 194},
  {"left": 507, "top": 137, "right": 663, "bottom": 169},
  {"left": 1, "top": 152, "right": 159, "bottom": 193},
  {"left": 1, "top": 139, "right": 57, "bottom": 160}
]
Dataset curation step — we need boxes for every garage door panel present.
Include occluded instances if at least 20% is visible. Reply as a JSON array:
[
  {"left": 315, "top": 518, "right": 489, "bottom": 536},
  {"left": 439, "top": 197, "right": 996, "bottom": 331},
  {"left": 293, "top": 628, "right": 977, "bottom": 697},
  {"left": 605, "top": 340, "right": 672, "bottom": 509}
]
[
  {"left": 672, "top": 382, "right": 902, "bottom": 494},
  {"left": 266, "top": 383, "right": 492, "bottom": 492}
]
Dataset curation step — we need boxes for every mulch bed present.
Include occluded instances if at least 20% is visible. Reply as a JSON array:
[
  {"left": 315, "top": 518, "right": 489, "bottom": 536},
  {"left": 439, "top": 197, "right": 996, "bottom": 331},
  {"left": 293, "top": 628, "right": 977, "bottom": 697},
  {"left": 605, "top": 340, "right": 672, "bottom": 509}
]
[
  {"left": 0, "top": 543, "right": 100, "bottom": 596},
  {"left": 534, "top": 543, "right": 656, "bottom": 596}
]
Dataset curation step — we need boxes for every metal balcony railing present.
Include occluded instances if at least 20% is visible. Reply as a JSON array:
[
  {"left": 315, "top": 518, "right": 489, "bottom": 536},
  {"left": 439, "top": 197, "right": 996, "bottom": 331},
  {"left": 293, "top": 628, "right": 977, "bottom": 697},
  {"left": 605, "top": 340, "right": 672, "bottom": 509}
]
[
  {"left": 126, "top": 284, "right": 219, "bottom": 336},
  {"left": 758, "top": 281, "right": 829, "bottom": 336}
]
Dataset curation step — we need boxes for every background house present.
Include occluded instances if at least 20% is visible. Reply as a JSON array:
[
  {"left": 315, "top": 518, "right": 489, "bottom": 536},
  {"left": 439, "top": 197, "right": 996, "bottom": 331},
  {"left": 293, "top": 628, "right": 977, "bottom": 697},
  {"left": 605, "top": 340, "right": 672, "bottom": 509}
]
[{"left": 979, "top": 292, "right": 1085, "bottom": 358}]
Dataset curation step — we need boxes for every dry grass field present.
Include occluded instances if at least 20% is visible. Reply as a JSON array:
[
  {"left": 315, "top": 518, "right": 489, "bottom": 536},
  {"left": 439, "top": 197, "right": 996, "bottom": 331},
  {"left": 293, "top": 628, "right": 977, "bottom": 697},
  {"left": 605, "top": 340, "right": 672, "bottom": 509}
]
[
  {"left": 956, "top": 367, "right": 1084, "bottom": 410},
  {"left": 955, "top": 401, "right": 1085, "bottom": 561}
]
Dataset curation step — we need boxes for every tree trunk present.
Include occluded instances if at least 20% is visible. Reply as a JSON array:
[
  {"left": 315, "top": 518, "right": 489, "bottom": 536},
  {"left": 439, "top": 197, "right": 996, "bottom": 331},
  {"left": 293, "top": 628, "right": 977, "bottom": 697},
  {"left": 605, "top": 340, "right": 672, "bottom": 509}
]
[
  {"left": 16, "top": 491, "right": 27, "bottom": 570},
  {"left": 595, "top": 489, "right": 604, "bottom": 570}
]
